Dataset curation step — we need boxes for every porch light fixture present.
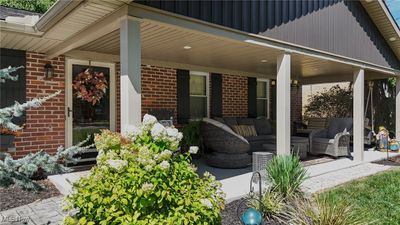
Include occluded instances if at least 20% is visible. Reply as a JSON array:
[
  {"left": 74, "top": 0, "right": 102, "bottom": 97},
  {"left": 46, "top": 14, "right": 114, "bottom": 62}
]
[
  {"left": 365, "top": 0, "right": 373, "bottom": 2},
  {"left": 183, "top": 45, "right": 192, "bottom": 50},
  {"left": 271, "top": 80, "right": 276, "bottom": 86},
  {"left": 44, "top": 63, "right": 54, "bottom": 79},
  {"left": 260, "top": 59, "right": 268, "bottom": 63},
  {"left": 389, "top": 37, "right": 397, "bottom": 42}
]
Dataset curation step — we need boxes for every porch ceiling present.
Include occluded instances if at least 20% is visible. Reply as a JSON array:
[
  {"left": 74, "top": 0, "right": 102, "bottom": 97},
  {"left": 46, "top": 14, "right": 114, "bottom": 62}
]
[{"left": 77, "top": 20, "right": 390, "bottom": 83}]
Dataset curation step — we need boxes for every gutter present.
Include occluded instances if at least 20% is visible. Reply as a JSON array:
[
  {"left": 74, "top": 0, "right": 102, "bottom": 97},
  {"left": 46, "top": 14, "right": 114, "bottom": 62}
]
[{"left": 34, "top": 0, "right": 83, "bottom": 32}]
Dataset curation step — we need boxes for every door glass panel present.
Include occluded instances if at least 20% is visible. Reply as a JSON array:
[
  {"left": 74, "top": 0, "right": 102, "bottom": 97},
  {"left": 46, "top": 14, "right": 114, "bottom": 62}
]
[{"left": 72, "top": 65, "right": 110, "bottom": 145}]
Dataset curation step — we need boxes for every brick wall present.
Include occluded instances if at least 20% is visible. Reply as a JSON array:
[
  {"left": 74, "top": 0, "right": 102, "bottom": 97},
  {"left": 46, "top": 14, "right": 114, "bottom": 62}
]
[
  {"left": 291, "top": 87, "right": 302, "bottom": 123},
  {"left": 13, "top": 52, "right": 65, "bottom": 157},
  {"left": 141, "top": 65, "right": 177, "bottom": 123},
  {"left": 222, "top": 74, "right": 248, "bottom": 117}
]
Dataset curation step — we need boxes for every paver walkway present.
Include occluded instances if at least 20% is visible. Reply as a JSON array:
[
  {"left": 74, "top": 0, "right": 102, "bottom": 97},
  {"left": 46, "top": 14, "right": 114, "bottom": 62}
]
[
  {"left": 0, "top": 196, "right": 65, "bottom": 225},
  {"left": 302, "top": 162, "right": 394, "bottom": 193}
]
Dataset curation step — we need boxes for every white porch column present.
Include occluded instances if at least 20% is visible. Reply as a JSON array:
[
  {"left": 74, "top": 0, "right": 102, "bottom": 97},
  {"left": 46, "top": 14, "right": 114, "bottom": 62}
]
[
  {"left": 276, "top": 52, "right": 291, "bottom": 155},
  {"left": 120, "top": 18, "right": 141, "bottom": 130},
  {"left": 396, "top": 78, "right": 400, "bottom": 139},
  {"left": 353, "top": 68, "right": 365, "bottom": 161}
]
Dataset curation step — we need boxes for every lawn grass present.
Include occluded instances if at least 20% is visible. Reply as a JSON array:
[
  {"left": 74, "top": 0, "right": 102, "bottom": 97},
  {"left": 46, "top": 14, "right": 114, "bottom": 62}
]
[{"left": 318, "top": 168, "right": 400, "bottom": 225}]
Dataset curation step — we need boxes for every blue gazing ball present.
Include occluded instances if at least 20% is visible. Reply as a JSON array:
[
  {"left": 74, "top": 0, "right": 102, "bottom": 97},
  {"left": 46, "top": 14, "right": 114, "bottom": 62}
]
[{"left": 241, "top": 208, "right": 262, "bottom": 225}]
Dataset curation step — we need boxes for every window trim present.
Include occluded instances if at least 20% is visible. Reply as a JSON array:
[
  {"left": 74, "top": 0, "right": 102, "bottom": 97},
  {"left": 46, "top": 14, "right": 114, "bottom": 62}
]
[
  {"left": 189, "top": 71, "right": 210, "bottom": 119},
  {"left": 256, "top": 78, "right": 270, "bottom": 119}
]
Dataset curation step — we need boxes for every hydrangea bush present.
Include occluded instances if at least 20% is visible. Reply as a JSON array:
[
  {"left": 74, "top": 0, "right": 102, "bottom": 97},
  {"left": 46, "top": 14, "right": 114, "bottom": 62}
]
[{"left": 64, "top": 115, "right": 225, "bottom": 225}]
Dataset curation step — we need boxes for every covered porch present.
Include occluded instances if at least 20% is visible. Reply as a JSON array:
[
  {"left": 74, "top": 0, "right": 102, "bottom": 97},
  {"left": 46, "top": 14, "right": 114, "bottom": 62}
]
[{"left": 52, "top": 3, "right": 400, "bottom": 162}]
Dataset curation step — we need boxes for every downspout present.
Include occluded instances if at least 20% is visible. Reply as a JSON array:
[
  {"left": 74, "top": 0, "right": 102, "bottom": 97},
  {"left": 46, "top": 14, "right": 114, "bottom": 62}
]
[{"left": 34, "top": 0, "right": 84, "bottom": 32}]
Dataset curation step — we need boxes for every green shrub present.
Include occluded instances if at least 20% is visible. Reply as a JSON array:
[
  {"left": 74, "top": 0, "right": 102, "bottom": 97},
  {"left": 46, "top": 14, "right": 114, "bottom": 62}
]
[
  {"left": 63, "top": 115, "right": 225, "bottom": 225},
  {"left": 265, "top": 155, "right": 307, "bottom": 199},
  {"left": 283, "top": 196, "right": 369, "bottom": 225},
  {"left": 181, "top": 121, "right": 202, "bottom": 152},
  {"left": 261, "top": 188, "right": 285, "bottom": 219}
]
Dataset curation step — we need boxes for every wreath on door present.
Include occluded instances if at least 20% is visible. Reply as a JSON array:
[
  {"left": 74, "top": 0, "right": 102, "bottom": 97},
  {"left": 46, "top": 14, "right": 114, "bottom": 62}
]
[{"left": 73, "top": 69, "right": 108, "bottom": 105}]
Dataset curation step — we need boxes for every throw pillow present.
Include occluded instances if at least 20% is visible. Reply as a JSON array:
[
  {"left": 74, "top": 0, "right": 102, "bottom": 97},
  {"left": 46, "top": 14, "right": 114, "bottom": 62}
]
[{"left": 232, "top": 125, "right": 257, "bottom": 137}]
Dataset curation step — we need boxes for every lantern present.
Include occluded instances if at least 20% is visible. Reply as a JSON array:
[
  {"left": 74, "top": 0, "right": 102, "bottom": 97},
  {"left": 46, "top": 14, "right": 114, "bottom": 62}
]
[{"left": 44, "top": 63, "right": 54, "bottom": 79}]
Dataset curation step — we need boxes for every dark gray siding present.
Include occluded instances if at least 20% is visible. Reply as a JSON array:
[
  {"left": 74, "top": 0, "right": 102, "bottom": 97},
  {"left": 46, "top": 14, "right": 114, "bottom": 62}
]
[{"left": 137, "top": 0, "right": 400, "bottom": 70}]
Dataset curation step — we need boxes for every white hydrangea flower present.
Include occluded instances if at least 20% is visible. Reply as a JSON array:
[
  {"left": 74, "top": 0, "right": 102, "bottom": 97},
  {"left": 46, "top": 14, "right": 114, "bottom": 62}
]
[
  {"left": 155, "top": 150, "right": 172, "bottom": 161},
  {"left": 106, "top": 160, "right": 128, "bottom": 170},
  {"left": 203, "top": 171, "right": 216, "bottom": 181},
  {"left": 189, "top": 164, "right": 197, "bottom": 172},
  {"left": 189, "top": 146, "right": 199, "bottom": 154},
  {"left": 144, "top": 165, "right": 153, "bottom": 171},
  {"left": 166, "top": 127, "right": 179, "bottom": 138},
  {"left": 142, "top": 114, "right": 157, "bottom": 126},
  {"left": 159, "top": 160, "right": 170, "bottom": 170},
  {"left": 200, "top": 198, "right": 213, "bottom": 209},
  {"left": 203, "top": 171, "right": 211, "bottom": 177},
  {"left": 176, "top": 132, "right": 183, "bottom": 141},
  {"left": 151, "top": 123, "right": 166, "bottom": 140},
  {"left": 121, "top": 125, "right": 141, "bottom": 138},
  {"left": 141, "top": 183, "right": 154, "bottom": 192}
]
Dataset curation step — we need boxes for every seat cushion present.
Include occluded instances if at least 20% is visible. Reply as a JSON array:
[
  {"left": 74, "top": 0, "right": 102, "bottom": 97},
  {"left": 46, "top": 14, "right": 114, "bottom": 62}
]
[
  {"left": 232, "top": 125, "right": 257, "bottom": 137},
  {"left": 237, "top": 118, "right": 255, "bottom": 126},
  {"left": 213, "top": 117, "right": 225, "bottom": 124},
  {"left": 254, "top": 117, "right": 273, "bottom": 135},
  {"left": 313, "top": 138, "right": 334, "bottom": 144},
  {"left": 327, "top": 118, "right": 353, "bottom": 139},
  {"left": 224, "top": 117, "right": 238, "bottom": 129},
  {"left": 245, "top": 135, "right": 275, "bottom": 142}
]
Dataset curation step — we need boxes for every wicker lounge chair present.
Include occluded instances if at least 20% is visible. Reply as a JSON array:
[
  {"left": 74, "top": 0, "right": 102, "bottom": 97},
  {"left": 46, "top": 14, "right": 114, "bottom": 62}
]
[
  {"left": 200, "top": 118, "right": 251, "bottom": 168},
  {"left": 309, "top": 118, "right": 353, "bottom": 158}
]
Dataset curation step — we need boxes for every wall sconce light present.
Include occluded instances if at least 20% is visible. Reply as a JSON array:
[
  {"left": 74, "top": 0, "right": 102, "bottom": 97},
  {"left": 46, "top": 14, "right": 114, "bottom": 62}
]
[
  {"left": 44, "top": 63, "right": 54, "bottom": 79},
  {"left": 271, "top": 80, "right": 276, "bottom": 86}
]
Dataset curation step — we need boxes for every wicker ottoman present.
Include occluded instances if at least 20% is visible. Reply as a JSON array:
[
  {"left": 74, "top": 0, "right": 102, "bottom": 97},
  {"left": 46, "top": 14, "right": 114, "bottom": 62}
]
[
  {"left": 262, "top": 136, "right": 309, "bottom": 160},
  {"left": 205, "top": 152, "right": 251, "bottom": 169}
]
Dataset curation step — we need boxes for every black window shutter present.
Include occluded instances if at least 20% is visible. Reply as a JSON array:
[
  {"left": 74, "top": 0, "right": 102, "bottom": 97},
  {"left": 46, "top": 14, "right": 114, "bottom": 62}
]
[
  {"left": 210, "top": 73, "right": 222, "bottom": 118},
  {"left": 248, "top": 77, "right": 257, "bottom": 118},
  {"left": 176, "top": 69, "right": 190, "bottom": 124},
  {"left": 0, "top": 48, "right": 26, "bottom": 125}
]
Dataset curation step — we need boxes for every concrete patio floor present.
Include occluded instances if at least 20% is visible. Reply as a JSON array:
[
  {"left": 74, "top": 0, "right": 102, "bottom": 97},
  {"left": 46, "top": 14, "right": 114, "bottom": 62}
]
[{"left": 48, "top": 149, "right": 400, "bottom": 202}]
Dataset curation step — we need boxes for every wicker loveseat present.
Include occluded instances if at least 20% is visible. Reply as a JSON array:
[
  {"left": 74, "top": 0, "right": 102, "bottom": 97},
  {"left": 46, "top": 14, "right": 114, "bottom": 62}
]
[
  {"left": 200, "top": 118, "right": 251, "bottom": 168},
  {"left": 309, "top": 118, "right": 353, "bottom": 158},
  {"left": 200, "top": 117, "right": 276, "bottom": 168}
]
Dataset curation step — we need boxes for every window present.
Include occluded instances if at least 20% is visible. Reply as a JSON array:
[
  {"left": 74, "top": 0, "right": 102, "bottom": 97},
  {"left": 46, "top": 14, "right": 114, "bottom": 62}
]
[
  {"left": 189, "top": 71, "right": 209, "bottom": 119},
  {"left": 256, "top": 79, "right": 270, "bottom": 118}
]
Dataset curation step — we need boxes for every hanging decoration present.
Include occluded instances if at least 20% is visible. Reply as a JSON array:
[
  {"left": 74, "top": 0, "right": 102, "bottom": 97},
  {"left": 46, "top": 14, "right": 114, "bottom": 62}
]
[{"left": 73, "top": 68, "right": 108, "bottom": 105}]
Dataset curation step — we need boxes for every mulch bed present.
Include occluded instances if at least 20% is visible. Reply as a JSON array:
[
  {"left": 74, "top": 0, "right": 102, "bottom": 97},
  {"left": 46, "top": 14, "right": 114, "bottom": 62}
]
[
  {"left": 374, "top": 154, "right": 400, "bottom": 166},
  {"left": 222, "top": 199, "right": 285, "bottom": 225},
  {"left": 0, "top": 179, "right": 61, "bottom": 211}
]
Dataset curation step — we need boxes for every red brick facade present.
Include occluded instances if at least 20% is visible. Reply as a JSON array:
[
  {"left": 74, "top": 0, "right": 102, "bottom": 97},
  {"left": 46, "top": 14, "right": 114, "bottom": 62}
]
[
  {"left": 10, "top": 57, "right": 303, "bottom": 156},
  {"left": 13, "top": 52, "right": 65, "bottom": 157},
  {"left": 222, "top": 74, "right": 248, "bottom": 117},
  {"left": 141, "top": 65, "right": 177, "bottom": 123}
]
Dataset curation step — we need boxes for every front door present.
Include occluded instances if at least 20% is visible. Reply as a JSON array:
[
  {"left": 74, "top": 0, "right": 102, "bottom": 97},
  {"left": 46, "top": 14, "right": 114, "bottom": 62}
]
[{"left": 66, "top": 59, "right": 116, "bottom": 147}]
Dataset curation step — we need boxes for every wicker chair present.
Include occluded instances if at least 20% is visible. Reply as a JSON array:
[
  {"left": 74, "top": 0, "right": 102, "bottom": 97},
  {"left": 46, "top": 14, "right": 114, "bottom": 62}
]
[
  {"left": 309, "top": 118, "right": 352, "bottom": 158},
  {"left": 200, "top": 118, "right": 251, "bottom": 168}
]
